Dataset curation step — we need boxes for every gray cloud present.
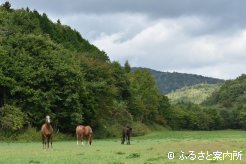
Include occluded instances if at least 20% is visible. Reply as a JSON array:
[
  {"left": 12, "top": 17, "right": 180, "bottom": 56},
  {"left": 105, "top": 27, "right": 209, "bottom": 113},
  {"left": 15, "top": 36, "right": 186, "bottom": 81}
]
[
  {"left": 8, "top": 0, "right": 246, "bottom": 16},
  {"left": 9, "top": 0, "right": 246, "bottom": 20},
  {"left": 9, "top": 0, "right": 246, "bottom": 36}
]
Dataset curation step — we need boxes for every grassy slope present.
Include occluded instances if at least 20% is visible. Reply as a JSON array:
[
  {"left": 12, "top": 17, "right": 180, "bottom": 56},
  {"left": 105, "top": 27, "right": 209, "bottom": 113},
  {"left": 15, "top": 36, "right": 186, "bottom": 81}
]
[
  {"left": 0, "top": 130, "right": 245, "bottom": 163},
  {"left": 166, "top": 83, "right": 221, "bottom": 104}
]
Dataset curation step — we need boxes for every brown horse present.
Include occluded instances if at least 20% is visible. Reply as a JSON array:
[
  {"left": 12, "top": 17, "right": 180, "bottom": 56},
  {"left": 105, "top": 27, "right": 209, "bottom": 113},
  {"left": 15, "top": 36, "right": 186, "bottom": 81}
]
[
  {"left": 76, "top": 125, "right": 93, "bottom": 145},
  {"left": 41, "top": 115, "right": 53, "bottom": 149},
  {"left": 121, "top": 126, "right": 132, "bottom": 145}
]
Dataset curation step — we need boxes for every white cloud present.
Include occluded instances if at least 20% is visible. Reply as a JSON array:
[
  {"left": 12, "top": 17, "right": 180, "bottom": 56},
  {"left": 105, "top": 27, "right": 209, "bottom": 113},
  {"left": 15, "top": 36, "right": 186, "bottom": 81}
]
[
  {"left": 49, "top": 13, "right": 150, "bottom": 41},
  {"left": 93, "top": 16, "right": 246, "bottom": 79}
]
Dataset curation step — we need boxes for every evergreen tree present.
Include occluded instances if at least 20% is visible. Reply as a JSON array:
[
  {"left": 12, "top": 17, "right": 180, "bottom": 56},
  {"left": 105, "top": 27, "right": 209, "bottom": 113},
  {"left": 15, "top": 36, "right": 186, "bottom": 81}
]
[
  {"left": 2, "top": 1, "right": 11, "bottom": 10},
  {"left": 124, "top": 60, "right": 131, "bottom": 73}
]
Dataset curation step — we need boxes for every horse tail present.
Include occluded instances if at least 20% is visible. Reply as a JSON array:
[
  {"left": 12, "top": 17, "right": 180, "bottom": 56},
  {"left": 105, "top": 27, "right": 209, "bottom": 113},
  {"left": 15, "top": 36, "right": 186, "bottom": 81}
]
[
  {"left": 88, "top": 126, "right": 93, "bottom": 145},
  {"left": 88, "top": 134, "right": 92, "bottom": 145}
]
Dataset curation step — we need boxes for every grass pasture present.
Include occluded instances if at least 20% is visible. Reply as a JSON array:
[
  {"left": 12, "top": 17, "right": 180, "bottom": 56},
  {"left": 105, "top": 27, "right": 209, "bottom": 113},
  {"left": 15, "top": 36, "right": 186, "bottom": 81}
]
[{"left": 0, "top": 130, "right": 245, "bottom": 164}]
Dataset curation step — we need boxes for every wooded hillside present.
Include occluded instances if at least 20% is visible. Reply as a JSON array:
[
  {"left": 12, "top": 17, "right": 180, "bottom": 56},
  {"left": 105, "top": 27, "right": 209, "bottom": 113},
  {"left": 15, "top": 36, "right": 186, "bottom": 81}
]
[
  {"left": 0, "top": 3, "right": 169, "bottom": 137},
  {"left": 133, "top": 67, "right": 224, "bottom": 94},
  {"left": 166, "top": 74, "right": 246, "bottom": 130},
  {"left": 167, "top": 83, "right": 221, "bottom": 104}
]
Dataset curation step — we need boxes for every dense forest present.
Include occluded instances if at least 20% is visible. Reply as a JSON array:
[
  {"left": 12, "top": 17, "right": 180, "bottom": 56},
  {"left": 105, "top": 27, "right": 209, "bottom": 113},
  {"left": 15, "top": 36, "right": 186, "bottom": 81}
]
[
  {"left": 133, "top": 67, "right": 224, "bottom": 94},
  {"left": 0, "top": 2, "right": 245, "bottom": 140}
]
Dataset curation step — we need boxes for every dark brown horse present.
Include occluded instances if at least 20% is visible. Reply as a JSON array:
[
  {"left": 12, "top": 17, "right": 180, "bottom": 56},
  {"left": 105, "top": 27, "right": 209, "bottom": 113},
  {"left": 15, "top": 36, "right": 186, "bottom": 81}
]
[
  {"left": 121, "top": 126, "right": 132, "bottom": 145},
  {"left": 41, "top": 115, "right": 53, "bottom": 149},
  {"left": 76, "top": 125, "right": 93, "bottom": 145}
]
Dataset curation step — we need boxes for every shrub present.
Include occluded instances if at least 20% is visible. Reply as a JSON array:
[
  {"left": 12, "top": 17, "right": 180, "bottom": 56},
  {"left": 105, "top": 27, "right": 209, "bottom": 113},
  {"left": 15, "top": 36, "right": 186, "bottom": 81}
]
[
  {"left": 0, "top": 104, "right": 25, "bottom": 131},
  {"left": 17, "top": 128, "right": 40, "bottom": 141},
  {"left": 131, "top": 122, "right": 150, "bottom": 136}
]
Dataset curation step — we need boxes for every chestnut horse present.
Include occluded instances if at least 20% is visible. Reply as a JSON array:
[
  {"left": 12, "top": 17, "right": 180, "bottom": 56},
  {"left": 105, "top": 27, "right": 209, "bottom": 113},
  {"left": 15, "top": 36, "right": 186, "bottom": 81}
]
[
  {"left": 121, "top": 126, "right": 132, "bottom": 145},
  {"left": 76, "top": 125, "right": 93, "bottom": 145},
  {"left": 41, "top": 115, "right": 53, "bottom": 149}
]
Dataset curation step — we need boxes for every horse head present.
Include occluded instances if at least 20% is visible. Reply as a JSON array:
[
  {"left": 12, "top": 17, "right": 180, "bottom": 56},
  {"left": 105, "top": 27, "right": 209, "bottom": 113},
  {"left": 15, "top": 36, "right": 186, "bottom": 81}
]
[
  {"left": 127, "top": 126, "right": 132, "bottom": 132},
  {"left": 45, "top": 115, "right": 51, "bottom": 124}
]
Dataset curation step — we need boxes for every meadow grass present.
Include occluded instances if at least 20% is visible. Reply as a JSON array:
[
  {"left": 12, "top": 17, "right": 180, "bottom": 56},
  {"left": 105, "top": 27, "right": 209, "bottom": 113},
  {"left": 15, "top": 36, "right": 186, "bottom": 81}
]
[{"left": 0, "top": 130, "right": 245, "bottom": 164}]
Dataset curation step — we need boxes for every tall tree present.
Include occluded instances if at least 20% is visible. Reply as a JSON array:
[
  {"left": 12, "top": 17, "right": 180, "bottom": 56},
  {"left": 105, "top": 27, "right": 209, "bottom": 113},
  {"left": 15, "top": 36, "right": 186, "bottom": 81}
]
[
  {"left": 2, "top": 1, "right": 11, "bottom": 10},
  {"left": 128, "top": 69, "right": 161, "bottom": 122},
  {"left": 124, "top": 60, "right": 131, "bottom": 73}
]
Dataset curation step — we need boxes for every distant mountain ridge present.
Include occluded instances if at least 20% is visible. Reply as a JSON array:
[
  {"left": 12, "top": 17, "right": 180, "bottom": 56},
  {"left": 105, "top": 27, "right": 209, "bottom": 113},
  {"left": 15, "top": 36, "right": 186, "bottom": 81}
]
[{"left": 132, "top": 67, "right": 225, "bottom": 94}]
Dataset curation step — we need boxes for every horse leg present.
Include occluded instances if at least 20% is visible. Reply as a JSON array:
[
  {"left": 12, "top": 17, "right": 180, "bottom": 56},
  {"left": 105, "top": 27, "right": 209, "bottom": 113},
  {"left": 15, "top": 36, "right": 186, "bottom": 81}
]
[
  {"left": 89, "top": 135, "right": 92, "bottom": 145},
  {"left": 42, "top": 135, "right": 45, "bottom": 149},
  {"left": 47, "top": 137, "right": 50, "bottom": 149},
  {"left": 77, "top": 134, "right": 79, "bottom": 145},
  {"left": 50, "top": 135, "right": 53, "bottom": 149},
  {"left": 81, "top": 135, "right": 84, "bottom": 145},
  {"left": 44, "top": 137, "right": 47, "bottom": 149},
  {"left": 121, "top": 134, "right": 125, "bottom": 144},
  {"left": 127, "top": 135, "right": 130, "bottom": 145},
  {"left": 86, "top": 136, "right": 89, "bottom": 145}
]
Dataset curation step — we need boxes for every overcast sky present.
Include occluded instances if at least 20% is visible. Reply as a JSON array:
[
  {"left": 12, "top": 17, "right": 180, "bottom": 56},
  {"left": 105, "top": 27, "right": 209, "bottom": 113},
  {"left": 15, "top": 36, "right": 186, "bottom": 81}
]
[{"left": 5, "top": 0, "right": 246, "bottom": 79}]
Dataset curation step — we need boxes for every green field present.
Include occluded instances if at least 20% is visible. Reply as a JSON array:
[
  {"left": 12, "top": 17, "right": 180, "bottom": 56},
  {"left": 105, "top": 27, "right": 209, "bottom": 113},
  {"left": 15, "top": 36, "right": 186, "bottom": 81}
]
[{"left": 0, "top": 130, "right": 245, "bottom": 164}]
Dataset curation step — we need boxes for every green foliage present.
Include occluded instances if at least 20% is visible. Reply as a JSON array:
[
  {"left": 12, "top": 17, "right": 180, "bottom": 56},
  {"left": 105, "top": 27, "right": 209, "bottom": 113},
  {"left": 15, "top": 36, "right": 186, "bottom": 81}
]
[
  {"left": 1, "top": 1, "right": 11, "bottom": 11},
  {"left": 0, "top": 127, "right": 73, "bottom": 141},
  {"left": 70, "top": 113, "right": 83, "bottom": 127},
  {"left": 124, "top": 60, "right": 131, "bottom": 73},
  {"left": 167, "top": 83, "right": 221, "bottom": 104},
  {"left": 131, "top": 122, "right": 150, "bottom": 136},
  {"left": 205, "top": 74, "right": 246, "bottom": 107},
  {"left": 216, "top": 105, "right": 246, "bottom": 129},
  {"left": 166, "top": 103, "right": 223, "bottom": 130},
  {"left": 78, "top": 57, "right": 131, "bottom": 128},
  {"left": 202, "top": 74, "right": 246, "bottom": 130},
  {"left": 16, "top": 128, "right": 41, "bottom": 141},
  {"left": 0, "top": 33, "right": 87, "bottom": 132},
  {"left": 128, "top": 69, "right": 161, "bottom": 123},
  {"left": 0, "top": 5, "right": 109, "bottom": 134},
  {"left": 93, "top": 100, "right": 133, "bottom": 138},
  {"left": 0, "top": 104, "right": 25, "bottom": 131},
  {"left": 0, "top": 5, "right": 107, "bottom": 60},
  {"left": 240, "top": 111, "right": 246, "bottom": 130}
]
